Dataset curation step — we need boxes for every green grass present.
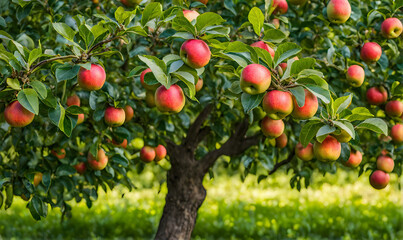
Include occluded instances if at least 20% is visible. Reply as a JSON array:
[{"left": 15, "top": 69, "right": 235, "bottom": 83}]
[{"left": 0, "top": 171, "right": 402, "bottom": 240}]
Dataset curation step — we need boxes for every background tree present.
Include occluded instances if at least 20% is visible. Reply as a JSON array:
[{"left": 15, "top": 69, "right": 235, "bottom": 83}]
[{"left": 0, "top": 0, "right": 402, "bottom": 239}]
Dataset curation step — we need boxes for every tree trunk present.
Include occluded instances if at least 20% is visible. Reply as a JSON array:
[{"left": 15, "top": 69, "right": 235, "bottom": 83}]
[{"left": 154, "top": 149, "right": 206, "bottom": 240}]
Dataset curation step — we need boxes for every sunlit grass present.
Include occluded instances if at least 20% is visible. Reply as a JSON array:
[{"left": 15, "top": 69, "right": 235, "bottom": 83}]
[{"left": 0, "top": 171, "right": 401, "bottom": 240}]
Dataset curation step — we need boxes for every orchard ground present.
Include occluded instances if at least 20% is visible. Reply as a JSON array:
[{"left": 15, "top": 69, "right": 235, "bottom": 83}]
[{"left": 1, "top": 170, "right": 401, "bottom": 240}]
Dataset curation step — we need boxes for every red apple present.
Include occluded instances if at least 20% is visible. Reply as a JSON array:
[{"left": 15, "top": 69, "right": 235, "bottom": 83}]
[
  {"left": 183, "top": 10, "right": 199, "bottom": 22},
  {"left": 385, "top": 100, "right": 403, "bottom": 118},
  {"left": 195, "top": 78, "right": 203, "bottom": 92},
  {"left": 295, "top": 142, "right": 314, "bottom": 161},
  {"left": 391, "top": 124, "right": 403, "bottom": 143},
  {"left": 262, "top": 90, "right": 293, "bottom": 119},
  {"left": 51, "top": 149, "right": 66, "bottom": 159},
  {"left": 273, "top": 0, "right": 288, "bottom": 15},
  {"left": 381, "top": 18, "right": 403, "bottom": 39},
  {"left": 261, "top": 116, "right": 284, "bottom": 138},
  {"left": 346, "top": 65, "right": 365, "bottom": 87},
  {"left": 291, "top": 89, "right": 318, "bottom": 120},
  {"left": 313, "top": 135, "right": 341, "bottom": 162},
  {"left": 104, "top": 106, "right": 126, "bottom": 127},
  {"left": 124, "top": 105, "right": 134, "bottom": 122},
  {"left": 360, "top": 42, "right": 382, "bottom": 63},
  {"left": 4, "top": 101, "right": 35, "bottom": 127},
  {"left": 275, "top": 133, "right": 288, "bottom": 148},
  {"left": 180, "top": 39, "right": 211, "bottom": 69},
  {"left": 344, "top": 150, "right": 362, "bottom": 168},
  {"left": 272, "top": 19, "right": 280, "bottom": 29},
  {"left": 154, "top": 145, "right": 167, "bottom": 162},
  {"left": 326, "top": 0, "right": 351, "bottom": 24},
  {"left": 77, "top": 114, "right": 85, "bottom": 125},
  {"left": 366, "top": 87, "right": 387, "bottom": 105},
  {"left": 74, "top": 162, "right": 86, "bottom": 175},
  {"left": 77, "top": 64, "right": 106, "bottom": 91},
  {"left": 67, "top": 94, "right": 80, "bottom": 106},
  {"left": 155, "top": 84, "right": 186, "bottom": 113},
  {"left": 140, "top": 146, "right": 156, "bottom": 163},
  {"left": 87, "top": 149, "right": 108, "bottom": 170},
  {"left": 369, "top": 170, "right": 390, "bottom": 190},
  {"left": 240, "top": 64, "right": 271, "bottom": 95},
  {"left": 376, "top": 155, "right": 394, "bottom": 173},
  {"left": 250, "top": 41, "right": 275, "bottom": 58},
  {"left": 112, "top": 139, "right": 128, "bottom": 148},
  {"left": 140, "top": 68, "right": 160, "bottom": 90}
]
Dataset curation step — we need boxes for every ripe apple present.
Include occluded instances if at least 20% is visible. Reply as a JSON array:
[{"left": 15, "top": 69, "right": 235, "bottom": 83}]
[
  {"left": 288, "top": 0, "right": 307, "bottom": 5},
  {"left": 272, "top": 19, "right": 280, "bottom": 29},
  {"left": 183, "top": 10, "right": 199, "bottom": 22},
  {"left": 391, "top": 124, "right": 403, "bottom": 143},
  {"left": 291, "top": 89, "right": 318, "bottom": 120},
  {"left": 385, "top": 100, "right": 403, "bottom": 118},
  {"left": 74, "top": 162, "right": 86, "bottom": 175},
  {"left": 140, "top": 68, "right": 160, "bottom": 90},
  {"left": 77, "top": 64, "right": 106, "bottom": 91},
  {"left": 155, "top": 84, "right": 186, "bottom": 113},
  {"left": 326, "top": 0, "right": 351, "bottom": 24},
  {"left": 278, "top": 57, "right": 299, "bottom": 73},
  {"left": 120, "top": 0, "right": 142, "bottom": 7},
  {"left": 33, "top": 172, "right": 43, "bottom": 187},
  {"left": 180, "top": 39, "right": 211, "bottom": 69},
  {"left": 195, "top": 78, "right": 203, "bottom": 92},
  {"left": 295, "top": 142, "right": 314, "bottom": 161},
  {"left": 376, "top": 155, "right": 394, "bottom": 173},
  {"left": 88, "top": 149, "right": 108, "bottom": 170},
  {"left": 140, "top": 146, "right": 156, "bottom": 163},
  {"left": 273, "top": 0, "right": 288, "bottom": 15},
  {"left": 262, "top": 90, "right": 293, "bottom": 120},
  {"left": 104, "top": 106, "right": 125, "bottom": 127},
  {"left": 4, "top": 101, "right": 35, "bottom": 127},
  {"left": 313, "top": 135, "right": 341, "bottom": 162},
  {"left": 333, "top": 129, "right": 352, "bottom": 143},
  {"left": 112, "top": 139, "right": 128, "bottom": 148},
  {"left": 77, "top": 114, "right": 85, "bottom": 125},
  {"left": 124, "top": 105, "right": 134, "bottom": 122},
  {"left": 369, "top": 170, "right": 390, "bottom": 190},
  {"left": 344, "top": 150, "right": 362, "bottom": 167},
  {"left": 346, "top": 65, "right": 365, "bottom": 87},
  {"left": 261, "top": 116, "right": 284, "bottom": 138},
  {"left": 67, "top": 94, "right": 80, "bottom": 106},
  {"left": 366, "top": 87, "right": 387, "bottom": 105},
  {"left": 360, "top": 42, "right": 382, "bottom": 63},
  {"left": 381, "top": 18, "right": 403, "bottom": 39},
  {"left": 250, "top": 41, "right": 275, "bottom": 58},
  {"left": 51, "top": 149, "right": 66, "bottom": 159},
  {"left": 240, "top": 64, "right": 271, "bottom": 95},
  {"left": 155, "top": 145, "right": 167, "bottom": 162},
  {"left": 130, "top": 138, "right": 144, "bottom": 150},
  {"left": 145, "top": 90, "right": 156, "bottom": 107},
  {"left": 275, "top": 133, "right": 288, "bottom": 148}
]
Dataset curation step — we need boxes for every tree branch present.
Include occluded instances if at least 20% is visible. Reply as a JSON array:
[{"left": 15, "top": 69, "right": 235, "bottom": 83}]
[
  {"left": 29, "top": 55, "right": 79, "bottom": 73},
  {"left": 87, "top": 36, "right": 120, "bottom": 55},
  {"left": 183, "top": 104, "right": 214, "bottom": 150},
  {"left": 268, "top": 151, "right": 295, "bottom": 175}
]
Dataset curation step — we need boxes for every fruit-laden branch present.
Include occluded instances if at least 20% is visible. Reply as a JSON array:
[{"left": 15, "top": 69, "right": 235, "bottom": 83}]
[
  {"left": 268, "top": 151, "right": 295, "bottom": 175},
  {"left": 198, "top": 119, "right": 263, "bottom": 174},
  {"left": 184, "top": 104, "right": 214, "bottom": 150}
]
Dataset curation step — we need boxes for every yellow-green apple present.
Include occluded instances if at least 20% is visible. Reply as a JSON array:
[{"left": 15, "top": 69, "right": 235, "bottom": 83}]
[
  {"left": 145, "top": 90, "right": 156, "bottom": 107},
  {"left": 391, "top": 124, "right": 403, "bottom": 143},
  {"left": 273, "top": 0, "right": 288, "bottom": 14},
  {"left": 77, "top": 64, "right": 106, "bottom": 91},
  {"left": 88, "top": 149, "right": 108, "bottom": 170},
  {"left": 180, "top": 39, "right": 211, "bottom": 69},
  {"left": 51, "top": 149, "right": 66, "bottom": 159},
  {"left": 346, "top": 65, "right": 365, "bottom": 87},
  {"left": 74, "top": 162, "right": 86, "bottom": 175},
  {"left": 140, "top": 146, "right": 156, "bottom": 163},
  {"left": 112, "top": 139, "right": 128, "bottom": 148},
  {"left": 272, "top": 19, "right": 280, "bottom": 29},
  {"left": 250, "top": 41, "right": 275, "bottom": 58},
  {"left": 4, "top": 101, "right": 35, "bottom": 127},
  {"left": 295, "top": 142, "right": 314, "bottom": 161},
  {"left": 195, "top": 78, "right": 203, "bottom": 92},
  {"left": 381, "top": 18, "right": 402, "bottom": 39},
  {"left": 104, "top": 106, "right": 125, "bottom": 127},
  {"left": 275, "top": 133, "right": 288, "bottom": 148},
  {"left": 155, "top": 84, "right": 186, "bottom": 113},
  {"left": 261, "top": 116, "right": 284, "bottom": 138},
  {"left": 291, "top": 89, "right": 318, "bottom": 119},
  {"left": 124, "top": 105, "right": 134, "bottom": 122},
  {"left": 130, "top": 138, "right": 144, "bottom": 150},
  {"left": 366, "top": 87, "right": 387, "bottom": 105},
  {"left": 369, "top": 170, "right": 389, "bottom": 190},
  {"left": 120, "top": 0, "right": 142, "bottom": 7},
  {"left": 360, "top": 42, "right": 382, "bottom": 63},
  {"left": 140, "top": 68, "right": 160, "bottom": 90},
  {"left": 77, "top": 114, "right": 85, "bottom": 125},
  {"left": 183, "top": 10, "right": 199, "bottom": 22},
  {"left": 313, "top": 135, "right": 341, "bottom": 162},
  {"left": 326, "top": 0, "right": 351, "bottom": 24},
  {"left": 385, "top": 100, "right": 403, "bottom": 118},
  {"left": 262, "top": 90, "right": 293, "bottom": 119},
  {"left": 332, "top": 129, "right": 352, "bottom": 143},
  {"left": 33, "top": 172, "right": 43, "bottom": 187},
  {"left": 154, "top": 145, "right": 167, "bottom": 162},
  {"left": 344, "top": 150, "right": 362, "bottom": 167},
  {"left": 67, "top": 94, "right": 80, "bottom": 106},
  {"left": 376, "top": 155, "right": 394, "bottom": 173},
  {"left": 288, "top": 0, "right": 307, "bottom": 5},
  {"left": 240, "top": 64, "right": 271, "bottom": 95}
]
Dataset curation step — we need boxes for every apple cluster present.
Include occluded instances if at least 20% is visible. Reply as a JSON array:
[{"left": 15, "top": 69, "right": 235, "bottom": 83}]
[{"left": 140, "top": 145, "right": 167, "bottom": 163}]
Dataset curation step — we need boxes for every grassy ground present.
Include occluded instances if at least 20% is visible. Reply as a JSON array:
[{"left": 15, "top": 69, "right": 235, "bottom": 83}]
[{"left": 0, "top": 171, "right": 402, "bottom": 240}]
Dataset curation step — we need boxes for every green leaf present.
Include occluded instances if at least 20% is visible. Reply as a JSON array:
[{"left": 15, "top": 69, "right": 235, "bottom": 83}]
[
  {"left": 172, "top": 16, "right": 197, "bottom": 36},
  {"left": 128, "top": 66, "right": 147, "bottom": 77},
  {"left": 171, "top": 71, "right": 197, "bottom": 100},
  {"left": 91, "top": 22, "right": 109, "bottom": 39},
  {"left": 298, "top": 69, "right": 324, "bottom": 79},
  {"left": 333, "top": 94, "right": 352, "bottom": 115},
  {"left": 356, "top": 118, "right": 388, "bottom": 135},
  {"left": 141, "top": 2, "right": 162, "bottom": 26},
  {"left": 7, "top": 78, "right": 21, "bottom": 90},
  {"left": 334, "top": 121, "right": 355, "bottom": 139},
  {"left": 241, "top": 92, "right": 265, "bottom": 113},
  {"left": 262, "top": 29, "right": 286, "bottom": 43},
  {"left": 221, "top": 53, "right": 250, "bottom": 67},
  {"left": 305, "top": 85, "right": 331, "bottom": 104},
  {"left": 253, "top": 47, "right": 273, "bottom": 67},
  {"left": 345, "top": 107, "right": 374, "bottom": 121},
  {"left": 79, "top": 24, "right": 94, "bottom": 49},
  {"left": 30, "top": 81, "right": 47, "bottom": 99},
  {"left": 290, "top": 58, "right": 316, "bottom": 75},
  {"left": 316, "top": 125, "right": 336, "bottom": 143},
  {"left": 289, "top": 86, "right": 305, "bottom": 107},
  {"left": 248, "top": 7, "right": 265, "bottom": 36},
  {"left": 111, "top": 155, "right": 129, "bottom": 167},
  {"left": 273, "top": 43, "right": 301, "bottom": 67},
  {"left": 196, "top": 12, "right": 225, "bottom": 32},
  {"left": 55, "top": 64, "right": 81, "bottom": 82},
  {"left": 125, "top": 26, "right": 148, "bottom": 37},
  {"left": 299, "top": 120, "right": 323, "bottom": 147},
  {"left": 138, "top": 55, "right": 169, "bottom": 87},
  {"left": 297, "top": 75, "right": 328, "bottom": 89},
  {"left": 66, "top": 105, "right": 84, "bottom": 114},
  {"left": 56, "top": 165, "right": 76, "bottom": 176},
  {"left": 394, "top": 0, "right": 403, "bottom": 11},
  {"left": 18, "top": 88, "right": 39, "bottom": 115},
  {"left": 28, "top": 48, "right": 42, "bottom": 67},
  {"left": 52, "top": 23, "right": 76, "bottom": 41}
]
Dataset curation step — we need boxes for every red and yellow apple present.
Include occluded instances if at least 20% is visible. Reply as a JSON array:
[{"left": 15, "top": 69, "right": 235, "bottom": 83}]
[
  {"left": 104, "top": 106, "right": 126, "bottom": 127},
  {"left": 155, "top": 145, "right": 167, "bottom": 162},
  {"left": 385, "top": 100, "right": 403, "bottom": 118},
  {"left": 369, "top": 170, "right": 390, "bottom": 190},
  {"left": 326, "top": 0, "right": 351, "bottom": 24},
  {"left": 67, "top": 94, "right": 81, "bottom": 106},
  {"left": 291, "top": 89, "right": 318, "bottom": 120},
  {"left": 51, "top": 149, "right": 66, "bottom": 159},
  {"left": 261, "top": 116, "right": 284, "bottom": 138},
  {"left": 313, "top": 135, "right": 341, "bottom": 162},
  {"left": 273, "top": 0, "right": 288, "bottom": 15},
  {"left": 376, "top": 155, "right": 394, "bottom": 173},
  {"left": 140, "top": 68, "right": 160, "bottom": 91},
  {"left": 360, "top": 42, "right": 382, "bottom": 63},
  {"left": 155, "top": 84, "right": 186, "bottom": 113},
  {"left": 275, "top": 133, "right": 288, "bottom": 148},
  {"left": 366, "top": 87, "right": 387, "bottom": 105},
  {"left": 180, "top": 39, "right": 211, "bottom": 69},
  {"left": 391, "top": 124, "right": 403, "bottom": 143},
  {"left": 183, "top": 10, "right": 199, "bottom": 22},
  {"left": 112, "top": 139, "right": 128, "bottom": 148},
  {"left": 33, "top": 172, "right": 43, "bottom": 187},
  {"left": 346, "top": 65, "right": 365, "bottom": 87},
  {"left": 262, "top": 90, "right": 293, "bottom": 119},
  {"left": 140, "top": 146, "right": 156, "bottom": 163},
  {"left": 74, "top": 162, "right": 86, "bottom": 175},
  {"left": 87, "top": 149, "right": 109, "bottom": 170},
  {"left": 272, "top": 19, "right": 280, "bottom": 29},
  {"left": 250, "top": 41, "right": 275, "bottom": 58},
  {"left": 124, "top": 105, "right": 134, "bottom": 122},
  {"left": 4, "top": 101, "right": 35, "bottom": 127},
  {"left": 344, "top": 150, "right": 362, "bottom": 167},
  {"left": 195, "top": 78, "right": 203, "bottom": 92},
  {"left": 295, "top": 142, "right": 314, "bottom": 161},
  {"left": 240, "top": 64, "right": 271, "bottom": 95},
  {"left": 381, "top": 18, "right": 403, "bottom": 39},
  {"left": 77, "top": 64, "right": 106, "bottom": 91}
]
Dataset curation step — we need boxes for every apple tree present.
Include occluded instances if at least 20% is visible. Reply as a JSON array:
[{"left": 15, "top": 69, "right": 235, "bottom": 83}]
[{"left": 0, "top": 0, "right": 402, "bottom": 239}]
